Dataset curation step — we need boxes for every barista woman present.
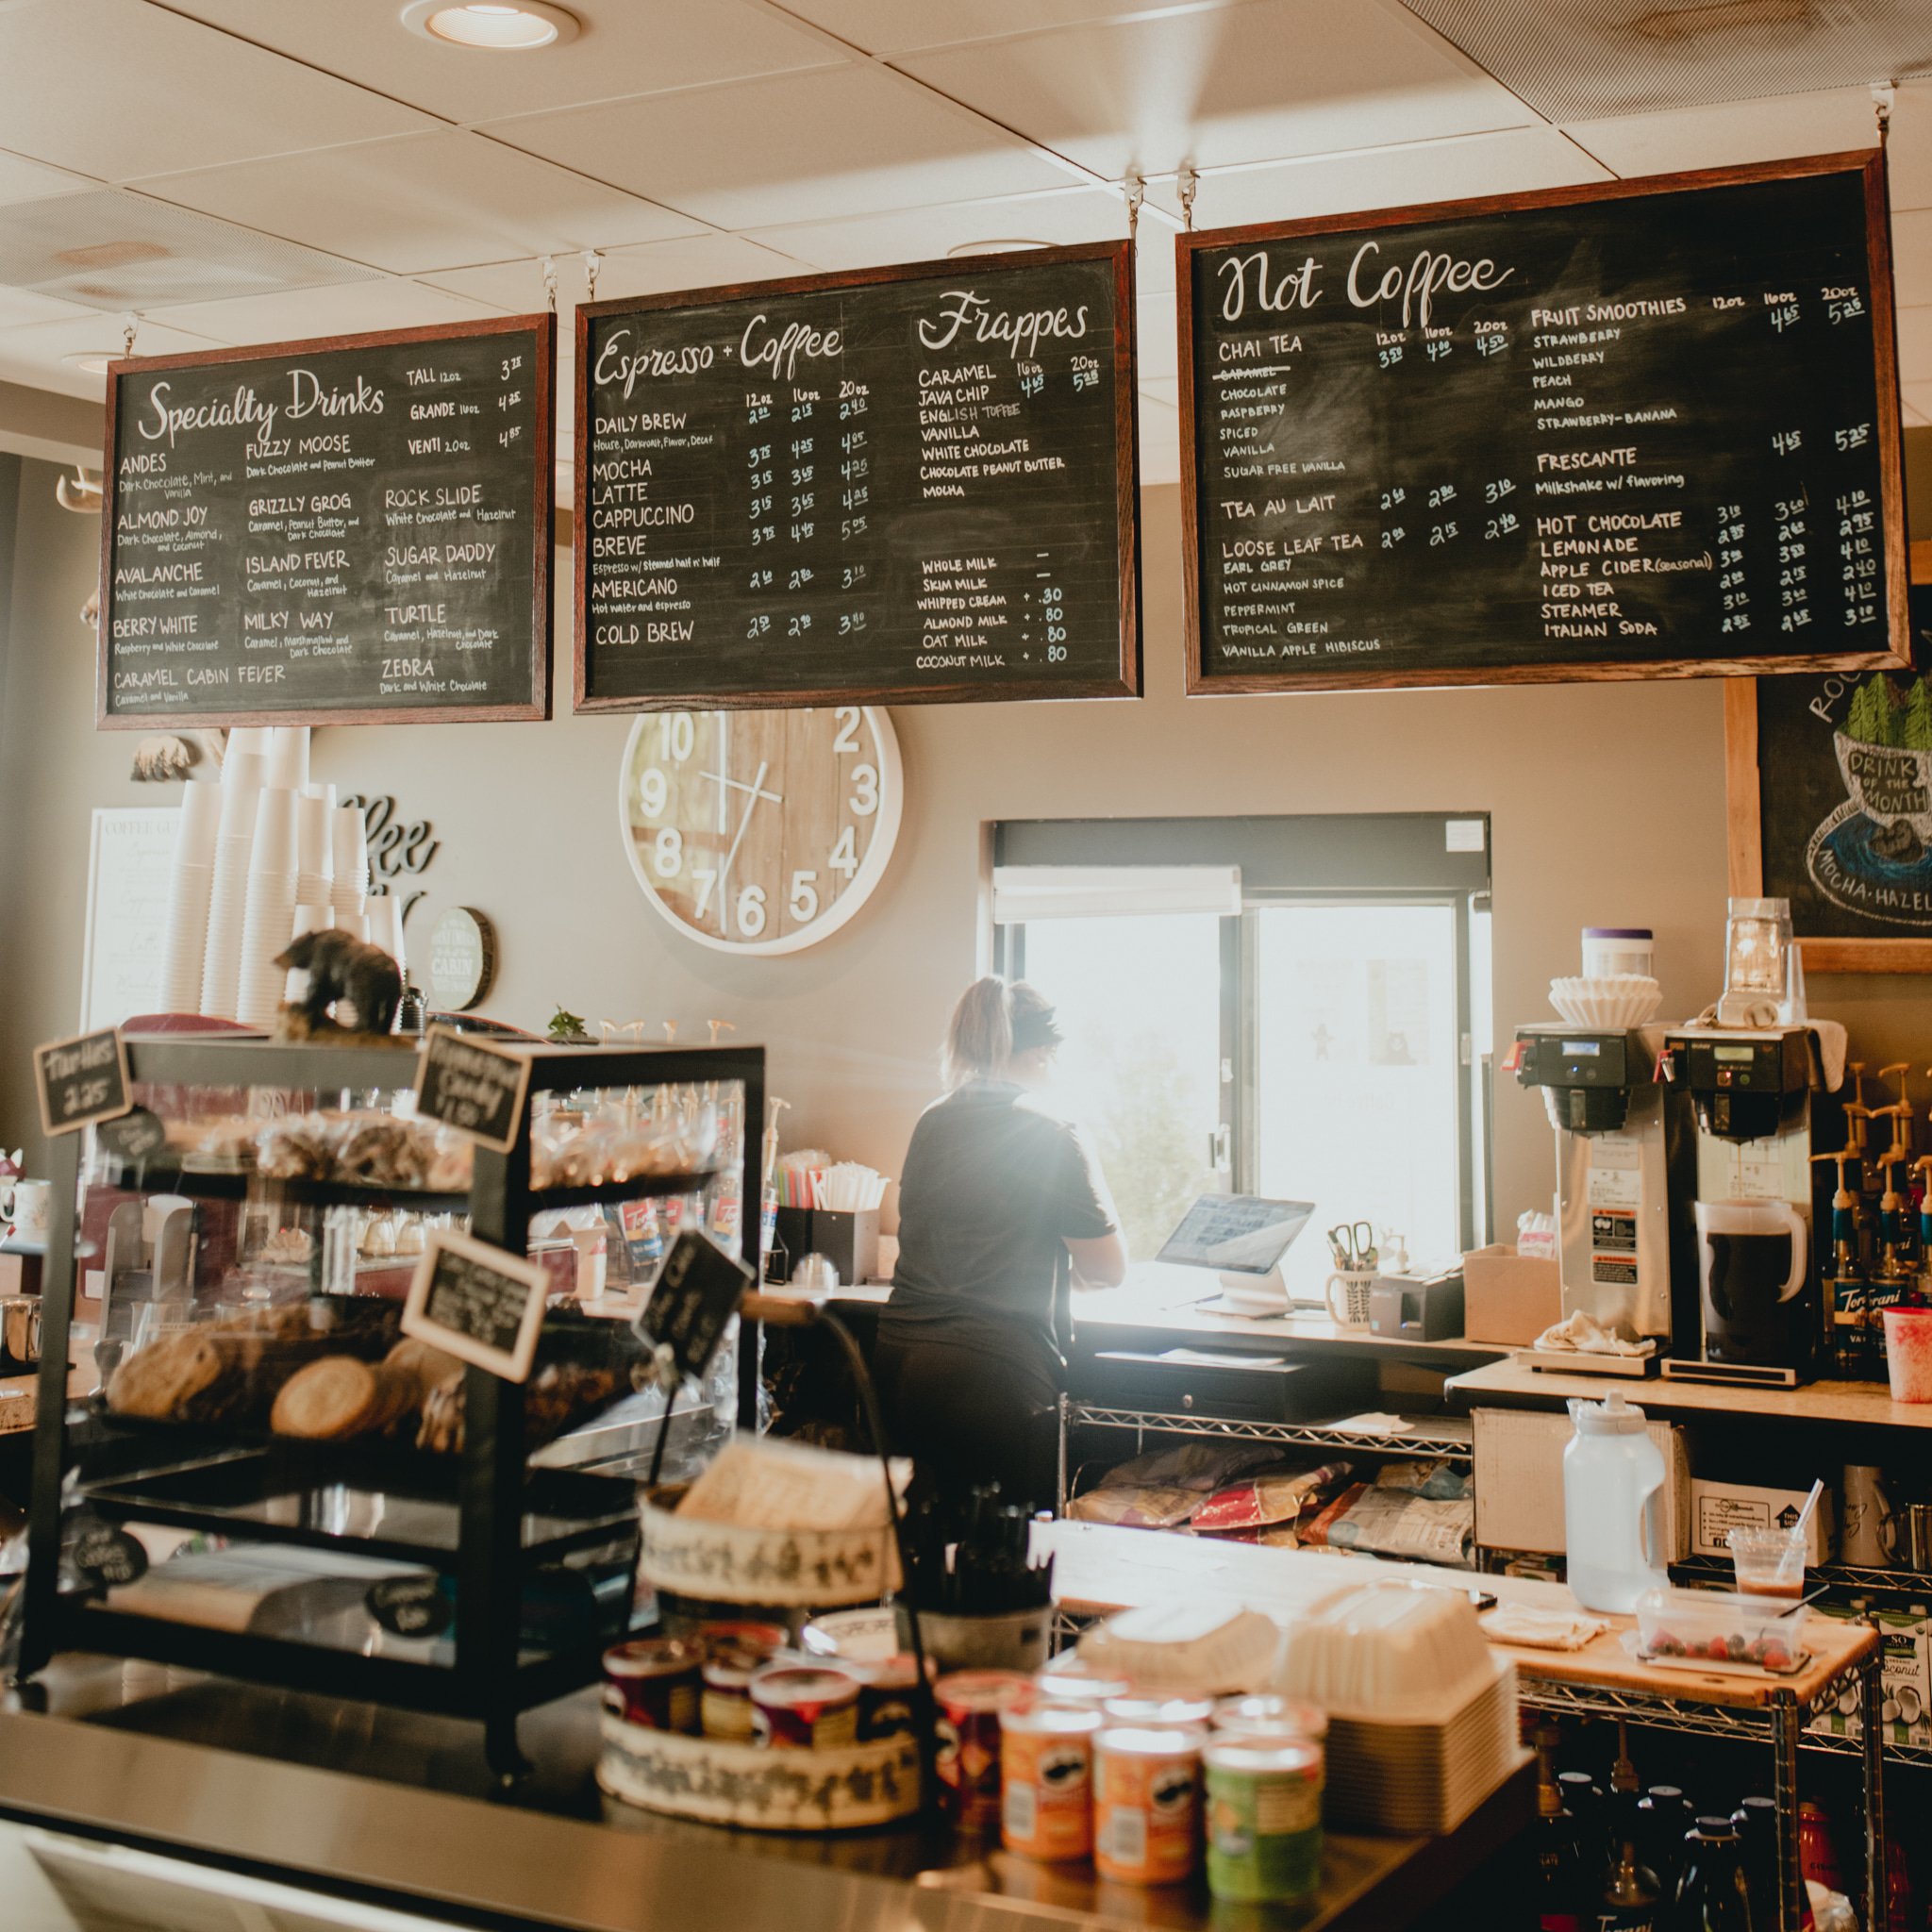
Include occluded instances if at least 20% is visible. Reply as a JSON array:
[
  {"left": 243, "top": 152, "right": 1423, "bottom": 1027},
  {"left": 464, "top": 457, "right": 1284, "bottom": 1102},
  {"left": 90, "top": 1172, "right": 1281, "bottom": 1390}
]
[{"left": 874, "top": 976, "right": 1125, "bottom": 1513}]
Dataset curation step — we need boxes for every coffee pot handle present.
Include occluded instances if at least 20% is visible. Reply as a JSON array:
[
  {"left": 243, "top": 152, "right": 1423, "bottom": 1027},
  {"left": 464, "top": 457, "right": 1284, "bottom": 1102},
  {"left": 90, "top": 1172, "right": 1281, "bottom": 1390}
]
[{"left": 1777, "top": 1202, "right": 1808, "bottom": 1301}]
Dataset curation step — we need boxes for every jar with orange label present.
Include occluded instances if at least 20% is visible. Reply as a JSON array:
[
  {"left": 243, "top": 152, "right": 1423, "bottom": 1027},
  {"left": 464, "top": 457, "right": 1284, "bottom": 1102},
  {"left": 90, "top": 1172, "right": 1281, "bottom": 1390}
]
[
  {"left": 1000, "top": 1704, "right": 1102, "bottom": 1861},
  {"left": 1092, "top": 1725, "right": 1205, "bottom": 1886}
]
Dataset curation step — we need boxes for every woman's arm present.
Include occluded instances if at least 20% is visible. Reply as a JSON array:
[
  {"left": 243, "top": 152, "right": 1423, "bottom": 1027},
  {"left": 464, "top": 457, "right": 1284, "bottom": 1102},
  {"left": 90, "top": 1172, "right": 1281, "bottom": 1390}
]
[{"left": 1066, "top": 1231, "right": 1127, "bottom": 1288}]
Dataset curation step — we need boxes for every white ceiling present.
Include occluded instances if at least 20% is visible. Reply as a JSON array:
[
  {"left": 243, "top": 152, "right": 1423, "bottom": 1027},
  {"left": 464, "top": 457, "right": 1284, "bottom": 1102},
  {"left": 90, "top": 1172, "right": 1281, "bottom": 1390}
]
[{"left": 0, "top": 0, "right": 1929, "bottom": 491}]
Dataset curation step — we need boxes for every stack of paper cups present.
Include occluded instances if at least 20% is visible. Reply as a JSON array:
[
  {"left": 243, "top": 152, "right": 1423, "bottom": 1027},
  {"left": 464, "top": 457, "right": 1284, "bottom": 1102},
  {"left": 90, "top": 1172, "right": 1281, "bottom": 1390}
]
[
  {"left": 331, "top": 806, "right": 369, "bottom": 925},
  {"left": 285, "top": 903, "right": 331, "bottom": 1005},
  {"left": 236, "top": 789, "right": 299, "bottom": 1027},
  {"left": 266, "top": 726, "right": 309, "bottom": 792},
  {"left": 200, "top": 750, "right": 267, "bottom": 1018},
  {"left": 295, "top": 791, "right": 334, "bottom": 908},
  {"left": 366, "top": 895, "right": 407, "bottom": 984},
  {"left": 158, "top": 781, "right": 223, "bottom": 1013}
]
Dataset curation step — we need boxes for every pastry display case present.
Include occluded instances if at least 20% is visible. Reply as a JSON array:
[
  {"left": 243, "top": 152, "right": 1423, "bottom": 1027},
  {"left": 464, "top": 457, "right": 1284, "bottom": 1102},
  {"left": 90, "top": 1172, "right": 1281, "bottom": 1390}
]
[{"left": 16, "top": 1035, "right": 763, "bottom": 1779}]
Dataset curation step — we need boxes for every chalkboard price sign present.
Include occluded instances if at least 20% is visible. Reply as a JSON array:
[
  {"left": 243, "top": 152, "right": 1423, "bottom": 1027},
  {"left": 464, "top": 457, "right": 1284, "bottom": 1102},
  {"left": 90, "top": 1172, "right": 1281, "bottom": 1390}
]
[
  {"left": 637, "top": 1228, "right": 754, "bottom": 1382},
  {"left": 33, "top": 1027, "right": 132, "bottom": 1138},
  {"left": 413, "top": 1025, "right": 530, "bottom": 1152},
  {"left": 575, "top": 242, "right": 1140, "bottom": 709},
  {"left": 402, "top": 1229, "right": 546, "bottom": 1381},
  {"left": 366, "top": 1572, "right": 454, "bottom": 1639},
  {"left": 100, "top": 314, "right": 555, "bottom": 728},
  {"left": 1181, "top": 152, "right": 1908, "bottom": 691}
]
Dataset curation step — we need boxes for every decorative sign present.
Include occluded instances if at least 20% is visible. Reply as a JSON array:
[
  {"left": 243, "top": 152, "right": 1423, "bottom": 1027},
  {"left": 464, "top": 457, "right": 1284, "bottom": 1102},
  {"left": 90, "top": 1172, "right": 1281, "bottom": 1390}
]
[
  {"left": 341, "top": 793, "right": 441, "bottom": 884},
  {"left": 402, "top": 1228, "right": 546, "bottom": 1382},
  {"left": 412, "top": 1024, "right": 528, "bottom": 1151},
  {"left": 99, "top": 314, "right": 555, "bottom": 728},
  {"left": 34, "top": 1028, "right": 133, "bottom": 1138},
  {"left": 1727, "top": 583, "right": 1932, "bottom": 972},
  {"left": 97, "top": 1107, "right": 168, "bottom": 1165},
  {"left": 637, "top": 1228, "right": 754, "bottom": 1381},
  {"left": 575, "top": 242, "right": 1140, "bottom": 709},
  {"left": 427, "top": 908, "right": 496, "bottom": 1009},
  {"left": 619, "top": 707, "right": 902, "bottom": 953},
  {"left": 71, "top": 1519, "right": 149, "bottom": 1591},
  {"left": 1181, "top": 153, "right": 1907, "bottom": 691},
  {"left": 366, "top": 1572, "right": 454, "bottom": 1639}
]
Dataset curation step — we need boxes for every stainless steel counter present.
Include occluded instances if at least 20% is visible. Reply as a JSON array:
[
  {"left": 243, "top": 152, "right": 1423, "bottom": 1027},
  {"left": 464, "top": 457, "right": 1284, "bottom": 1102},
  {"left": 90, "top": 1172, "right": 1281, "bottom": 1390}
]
[{"left": 0, "top": 1659, "right": 1529, "bottom": 1932}]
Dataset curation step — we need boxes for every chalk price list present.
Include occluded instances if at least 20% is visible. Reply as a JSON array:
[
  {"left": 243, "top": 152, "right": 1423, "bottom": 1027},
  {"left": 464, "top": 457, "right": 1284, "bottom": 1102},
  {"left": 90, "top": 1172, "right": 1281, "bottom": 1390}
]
[
  {"left": 107, "top": 332, "right": 542, "bottom": 717},
  {"left": 1191, "top": 172, "right": 1890, "bottom": 678},
  {"left": 581, "top": 258, "right": 1126, "bottom": 702}
]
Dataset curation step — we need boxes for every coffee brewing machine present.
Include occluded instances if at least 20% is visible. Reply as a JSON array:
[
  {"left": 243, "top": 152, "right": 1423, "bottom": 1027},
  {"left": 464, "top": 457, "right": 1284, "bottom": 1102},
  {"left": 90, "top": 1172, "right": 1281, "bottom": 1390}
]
[
  {"left": 1511, "top": 1026, "right": 1672, "bottom": 1349},
  {"left": 1660, "top": 1029, "right": 1844, "bottom": 1388}
]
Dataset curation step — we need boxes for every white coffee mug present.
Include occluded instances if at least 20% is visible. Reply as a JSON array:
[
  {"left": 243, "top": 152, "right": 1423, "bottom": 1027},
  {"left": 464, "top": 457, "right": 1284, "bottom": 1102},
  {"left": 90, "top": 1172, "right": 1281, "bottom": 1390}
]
[
  {"left": 1325, "top": 1268, "right": 1376, "bottom": 1329},
  {"left": 6, "top": 1179, "right": 51, "bottom": 1243}
]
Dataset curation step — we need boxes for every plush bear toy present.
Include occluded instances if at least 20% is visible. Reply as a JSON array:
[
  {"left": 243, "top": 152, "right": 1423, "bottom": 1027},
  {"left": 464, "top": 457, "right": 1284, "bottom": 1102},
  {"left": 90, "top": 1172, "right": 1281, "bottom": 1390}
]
[{"left": 275, "top": 929, "right": 403, "bottom": 1038}]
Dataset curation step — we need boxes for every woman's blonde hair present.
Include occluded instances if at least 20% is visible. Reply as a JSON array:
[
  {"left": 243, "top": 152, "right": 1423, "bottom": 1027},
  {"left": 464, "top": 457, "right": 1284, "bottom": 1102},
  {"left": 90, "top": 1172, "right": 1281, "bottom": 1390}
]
[{"left": 942, "top": 975, "right": 1061, "bottom": 1090}]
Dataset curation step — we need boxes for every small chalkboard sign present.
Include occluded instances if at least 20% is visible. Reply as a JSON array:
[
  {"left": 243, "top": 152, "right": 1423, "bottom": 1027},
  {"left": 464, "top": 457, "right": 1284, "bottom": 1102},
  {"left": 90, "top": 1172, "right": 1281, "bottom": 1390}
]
[
  {"left": 33, "top": 1027, "right": 133, "bottom": 1138},
  {"left": 412, "top": 1024, "right": 530, "bottom": 1152},
  {"left": 402, "top": 1228, "right": 546, "bottom": 1381},
  {"left": 97, "top": 1106, "right": 167, "bottom": 1165},
  {"left": 71, "top": 1518, "right": 148, "bottom": 1590},
  {"left": 366, "top": 1572, "right": 453, "bottom": 1639},
  {"left": 637, "top": 1227, "right": 754, "bottom": 1381}
]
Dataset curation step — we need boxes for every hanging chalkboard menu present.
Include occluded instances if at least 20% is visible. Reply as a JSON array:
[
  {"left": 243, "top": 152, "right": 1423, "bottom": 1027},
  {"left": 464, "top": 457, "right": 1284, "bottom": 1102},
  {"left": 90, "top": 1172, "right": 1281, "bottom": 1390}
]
[
  {"left": 575, "top": 242, "right": 1139, "bottom": 708},
  {"left": 1181, "top": 152, "right": 1909, "bottom": 692},
  {"left": 100, "top": 314, "right": 555, "bottom": 727}
]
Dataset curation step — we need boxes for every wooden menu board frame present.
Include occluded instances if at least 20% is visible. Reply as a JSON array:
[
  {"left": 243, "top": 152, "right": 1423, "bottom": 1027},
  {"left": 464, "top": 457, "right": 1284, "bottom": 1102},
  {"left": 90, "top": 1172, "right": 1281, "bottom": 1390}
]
[
  {"left": 573, "top": 241, "right": 1141, "bottom": 711},
  {"left": 1178, "top": 150, "right": 1909, "bottom": 695},
  {"left": 98, "top": 312, "right": 556, "bottom": 729},
  {"left": 1726, "top": 544, "right": 1932, "bottom": 974}
]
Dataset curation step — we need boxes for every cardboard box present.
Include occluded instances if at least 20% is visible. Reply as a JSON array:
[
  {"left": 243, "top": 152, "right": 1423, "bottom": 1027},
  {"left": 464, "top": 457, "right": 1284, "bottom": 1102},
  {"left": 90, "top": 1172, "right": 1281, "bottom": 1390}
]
[
  {"left": 1473, "top": 1406, "right": 1690, "bottom": 1558},
  {"left": 1689, "top": 1478, "right": 1837, "bottom": 1563},
  {"left": 1462, "top": 1244, "right": 1562, "bottom": 1346},
  {"left": 1807, "top": 1602, "right": 1869, "bottom": 1740}
]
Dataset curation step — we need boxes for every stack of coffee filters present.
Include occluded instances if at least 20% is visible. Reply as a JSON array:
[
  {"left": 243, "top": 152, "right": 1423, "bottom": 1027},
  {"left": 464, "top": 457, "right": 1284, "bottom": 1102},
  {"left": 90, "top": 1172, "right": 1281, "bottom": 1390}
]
[
  {"left": 157, "top": 780, "right": 223, "bottom": 1013},
  {"left": 236, "top": 785, "right": 298, "bottom": 1026},
  {"left": 199, "top": 738, "right": 268, "bottom": 1018}
]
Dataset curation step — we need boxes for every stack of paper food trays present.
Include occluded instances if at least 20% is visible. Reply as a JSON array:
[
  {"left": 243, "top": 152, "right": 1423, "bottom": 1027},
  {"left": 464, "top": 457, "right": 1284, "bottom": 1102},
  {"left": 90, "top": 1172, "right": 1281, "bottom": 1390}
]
[
  {"left": 1274, "top": 1581, "right": 1523, "bottom": 1834},
  {"left": 597, "top": 1481, "right": 917, "bottom": 1832}
]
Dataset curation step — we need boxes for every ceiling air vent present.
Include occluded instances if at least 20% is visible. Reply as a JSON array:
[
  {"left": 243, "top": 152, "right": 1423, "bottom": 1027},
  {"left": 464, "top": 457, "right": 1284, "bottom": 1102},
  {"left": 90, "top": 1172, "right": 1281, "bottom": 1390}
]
[
  {"left": 1398, "top": 0, "right": 1932, "bottom": 121},
  {"left": 0, "top": 188, "right": 377, "bottom": 311}
]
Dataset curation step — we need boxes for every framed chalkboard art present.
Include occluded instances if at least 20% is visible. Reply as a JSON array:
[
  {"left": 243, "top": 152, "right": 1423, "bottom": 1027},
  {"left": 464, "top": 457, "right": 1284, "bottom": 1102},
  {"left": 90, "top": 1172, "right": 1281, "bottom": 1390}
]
[{"left": 1727, "top": 569, "right": 1932, "bottom": 972}]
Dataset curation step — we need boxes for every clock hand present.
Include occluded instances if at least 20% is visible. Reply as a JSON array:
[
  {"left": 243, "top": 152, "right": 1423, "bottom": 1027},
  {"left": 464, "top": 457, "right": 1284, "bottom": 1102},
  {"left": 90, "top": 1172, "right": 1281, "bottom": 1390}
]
[{"left": 714, "top": 759, "right": 771, "bottom": 925}]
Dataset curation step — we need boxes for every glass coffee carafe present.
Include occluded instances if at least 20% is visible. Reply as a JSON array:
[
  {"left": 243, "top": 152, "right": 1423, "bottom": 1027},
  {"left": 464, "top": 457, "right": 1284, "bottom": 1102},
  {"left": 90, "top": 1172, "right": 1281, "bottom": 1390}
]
[{"left": 1693, "top": 1198, "right": 1808, "bottom": 1366}]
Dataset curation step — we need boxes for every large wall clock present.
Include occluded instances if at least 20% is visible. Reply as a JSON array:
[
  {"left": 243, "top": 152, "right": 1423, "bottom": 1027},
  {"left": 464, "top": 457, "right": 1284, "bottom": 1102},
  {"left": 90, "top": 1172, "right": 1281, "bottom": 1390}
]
[{"left": 618, "top": 707, "right": 903, "bottom": 955}]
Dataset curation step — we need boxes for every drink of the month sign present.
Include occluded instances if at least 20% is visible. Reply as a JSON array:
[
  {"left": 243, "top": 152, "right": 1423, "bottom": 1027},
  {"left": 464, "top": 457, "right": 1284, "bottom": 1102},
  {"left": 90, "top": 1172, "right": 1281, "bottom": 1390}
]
[
  {"left": 402, "top": 1229, "right": 546, "bottom": 1382},
  {"left": 413, "top": 1025, "right": 529, "bottom": 1152}
]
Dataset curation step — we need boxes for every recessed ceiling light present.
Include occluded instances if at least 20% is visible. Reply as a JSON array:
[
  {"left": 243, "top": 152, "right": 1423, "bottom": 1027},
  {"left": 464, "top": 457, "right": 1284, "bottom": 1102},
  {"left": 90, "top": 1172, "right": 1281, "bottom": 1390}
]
[
  {"left": 399, "top": 0, "right": 579, "bottom": 49},
  {"left": 946, "top": 240, "right": 1051, "bottom": 258},
  {"left": 61, "top": 350, "right": 116, "bottom": 375}
]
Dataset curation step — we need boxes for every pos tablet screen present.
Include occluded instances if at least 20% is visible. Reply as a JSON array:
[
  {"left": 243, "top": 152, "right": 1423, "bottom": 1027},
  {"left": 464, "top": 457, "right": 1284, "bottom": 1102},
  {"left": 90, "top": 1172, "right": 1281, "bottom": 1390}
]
[{"left": 1156, "top": 1195, "right": 1315, "bottom": 1275}]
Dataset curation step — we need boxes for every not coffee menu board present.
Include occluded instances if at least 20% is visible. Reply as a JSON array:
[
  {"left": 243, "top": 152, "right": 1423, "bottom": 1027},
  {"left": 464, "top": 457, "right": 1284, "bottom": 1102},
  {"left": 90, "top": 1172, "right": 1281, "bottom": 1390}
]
[
  {"left": 99, "top": 314, "right": 555, "bottom": 728},
  {"left": 1181, "top": 152, "right": 1910, "bottom": 692},
  {"left": 575, "top": 242, "right": 1140, "bottom": 708}
]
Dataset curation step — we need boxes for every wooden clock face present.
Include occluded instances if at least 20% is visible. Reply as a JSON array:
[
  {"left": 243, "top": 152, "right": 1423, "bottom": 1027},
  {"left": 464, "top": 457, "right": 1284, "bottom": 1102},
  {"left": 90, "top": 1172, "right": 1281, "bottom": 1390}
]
[{"left": 619, "top": 706, "right": 902, "bottom": 955}]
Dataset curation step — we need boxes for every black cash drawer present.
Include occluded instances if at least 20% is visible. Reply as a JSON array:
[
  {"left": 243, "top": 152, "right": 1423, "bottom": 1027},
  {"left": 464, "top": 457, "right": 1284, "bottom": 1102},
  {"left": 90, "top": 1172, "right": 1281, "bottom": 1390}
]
[{"left": 1079, "top": 1349, "right": 1314, "bottom": 1423}]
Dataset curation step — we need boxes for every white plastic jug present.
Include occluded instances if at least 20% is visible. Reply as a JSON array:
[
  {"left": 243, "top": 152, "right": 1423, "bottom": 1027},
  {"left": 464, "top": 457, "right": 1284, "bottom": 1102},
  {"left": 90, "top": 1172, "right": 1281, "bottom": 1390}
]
[{"left": 1562, "top": 1390, "right": 1668, "bottom": 1613}]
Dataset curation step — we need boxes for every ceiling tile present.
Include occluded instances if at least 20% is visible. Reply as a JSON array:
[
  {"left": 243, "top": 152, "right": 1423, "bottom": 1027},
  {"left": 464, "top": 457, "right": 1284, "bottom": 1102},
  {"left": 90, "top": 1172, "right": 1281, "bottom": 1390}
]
[
  {"left": 484, "top": 64, "right": 1076, "bottom": 227},
  {"left": 1139, "top": 374, "right": 1180, "bottom": 406},
  {"left": 0, "top": 149, "right": 99, "bottom": 208},
  {"left": 896, "top": 0, "right": 1539, "bottom": 182},
  {"left": 1886, "top": 80, "right": 1932, "bottom": 213},
  {"left": 780, "top": 0, "right": 1208, "bottom": 56},
  {"left": 741, "top": 185, "right": 1129, "bottom": 273},
  {"left": 1138, "top": 290, "right": 1177, "bottom": 380},
  {"left": 0, "top": 313, "right": 227, "bottom": 403},
  {"left": 164, "top": 0, "right": 846, "bottom": 126},
  {"left": 1895, "top": 210, "right": 1932, "bottom": 310},
  {"left": 142, "top": 277, "right": 507, "bottom": 345},
  {"left": 1906, "top": 396, "right": 1931, "bottom": 427},
  {"left": 1899, "top": 306, "right": 1932, "bottom": 385},
  {"left": 135, "top": 132, "right": 702, "bottom": 275},
  {"left": 424, "top": 234, "right": 806, "bottom": 311},
  {"left": 0, "top": 285, "right": 100, "bottom": 329},
  {"left": 0, "top": 0, "right": 433, "bottom": 182},
  {"left": 1138, "top": 385, "right": 1180, "bottom": 485},
  {"left": 1168, "top": 126, "right": 1612, "bottom": 235},
  {"left": 1903, "top": 378, "right": 1932, "bottom": 425},
  {"left": 1562, "top": 89, "right": 1880, "bottom": 179}
]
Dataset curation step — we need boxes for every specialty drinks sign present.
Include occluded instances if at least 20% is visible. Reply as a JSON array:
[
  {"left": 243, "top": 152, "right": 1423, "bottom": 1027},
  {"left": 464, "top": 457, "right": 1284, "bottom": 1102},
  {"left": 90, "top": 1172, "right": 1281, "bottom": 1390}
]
[
  {"left": 99, "top": 315, "right": 554, "bottom": 727},
  {"left": 575, "top": 242, "right": 1140, "bottom": 708}
]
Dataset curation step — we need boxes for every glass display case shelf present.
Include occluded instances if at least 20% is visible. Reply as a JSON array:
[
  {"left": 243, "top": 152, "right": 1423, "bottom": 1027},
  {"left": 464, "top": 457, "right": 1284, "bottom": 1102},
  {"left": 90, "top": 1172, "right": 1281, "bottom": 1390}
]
[{"left": 92, "top": 1162, "right": 475, "bottom": 1214}]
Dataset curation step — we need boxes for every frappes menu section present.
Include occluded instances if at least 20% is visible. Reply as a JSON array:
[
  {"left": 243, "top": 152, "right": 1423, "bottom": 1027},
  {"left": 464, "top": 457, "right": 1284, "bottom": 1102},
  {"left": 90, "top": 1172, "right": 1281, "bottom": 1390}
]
[
  {"left": 1182, "top": 154, "right": 1908, "bottom": 691},
  {"left": 101, "top": 315, "right": 554, "bottom": 726},
  {"left": 575, "top": 242, "right": 1138, "bottom": 708}
]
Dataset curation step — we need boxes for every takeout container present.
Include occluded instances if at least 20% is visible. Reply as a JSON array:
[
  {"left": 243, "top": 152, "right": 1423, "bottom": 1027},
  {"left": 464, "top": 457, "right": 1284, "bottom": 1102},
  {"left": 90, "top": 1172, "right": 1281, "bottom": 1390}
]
[
  {"left": 1633, "top": 1586, "right": 1809, "bottom": 1673},
  {"left": 1077, "top": 1601, "right": 1283, "bottom": 1697}
]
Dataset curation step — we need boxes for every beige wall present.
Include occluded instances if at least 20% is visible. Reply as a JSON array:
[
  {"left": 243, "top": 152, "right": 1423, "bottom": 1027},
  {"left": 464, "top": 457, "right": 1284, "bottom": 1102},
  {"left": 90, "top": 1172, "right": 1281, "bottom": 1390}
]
[{"left": 4, "top": 456, "right": 1931, "bottom": 1238}]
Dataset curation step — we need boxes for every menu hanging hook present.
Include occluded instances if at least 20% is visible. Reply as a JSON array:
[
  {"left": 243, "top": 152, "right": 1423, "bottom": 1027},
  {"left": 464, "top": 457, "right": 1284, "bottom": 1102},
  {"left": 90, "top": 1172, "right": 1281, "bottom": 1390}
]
[
  {"left": 1177, "top": 166, "right": 1199, "bottom": 232},
  {"left": 1874, "top": 83, "right": 1895, "bottom": 144},
  {"left": 1124, "top": 175, "right": 1144, "bottom": 242},
  {"left": 583, "top": 249, "right": 601, "bottom": 304},
  {"left": 122, "top": 313, "right": 139, "bottom": 358},
  {"left": 541, "top": 255, "right": 558, "bottom": 313}
]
